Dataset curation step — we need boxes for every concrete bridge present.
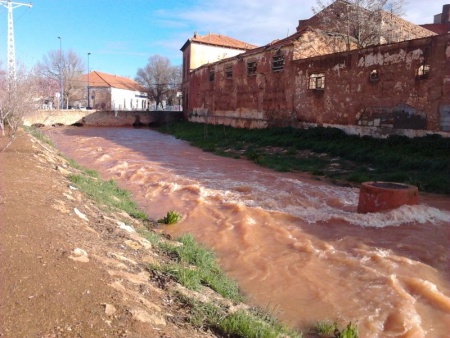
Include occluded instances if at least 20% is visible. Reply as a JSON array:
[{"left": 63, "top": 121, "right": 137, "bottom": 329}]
[{"left": 23, "top": 110, "right": 184, "bottom": 128}]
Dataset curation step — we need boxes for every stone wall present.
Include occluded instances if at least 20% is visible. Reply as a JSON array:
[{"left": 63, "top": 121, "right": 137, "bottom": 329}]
[
  {"left": 186, "top": 33, "right": 450, "bottom": 138},
  {"left": 23, "top": 110, "right": 183, "bottom": 127}
]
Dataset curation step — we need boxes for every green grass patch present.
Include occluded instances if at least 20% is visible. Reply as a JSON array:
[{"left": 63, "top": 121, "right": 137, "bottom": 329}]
[
  {"left": 178, "top": 293, "right": 302, "bottom": 338},
  {"left": 68, "top": 172, "right": 148, "bottom": 220},
  {"left": 158, "top": 122, "right": 450, "bottom": 194},
  {"left": 311, "top": 321, "right": 359, "bottom": 337},
  {"left": 145, "top": 232, "right": 242, "bottom": 303},
  {"left": 23, "top": 126, "right": 55, "bottom": 147}
]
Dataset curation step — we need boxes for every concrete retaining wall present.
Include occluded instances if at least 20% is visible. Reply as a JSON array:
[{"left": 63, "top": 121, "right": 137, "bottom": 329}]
[{"left": 23, "top": 110, "right": 183, "bottom": 127}]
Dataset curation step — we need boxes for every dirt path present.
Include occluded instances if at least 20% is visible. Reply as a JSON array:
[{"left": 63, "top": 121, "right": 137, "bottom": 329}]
[{"left": 0, "top": 132, "right": 216, "bottom": 338}]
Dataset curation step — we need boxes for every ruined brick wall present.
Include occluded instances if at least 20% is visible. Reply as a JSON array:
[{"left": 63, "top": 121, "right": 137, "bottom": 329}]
[
  {"left": 293, "top": 34, "right": 450, "bottom": 133},
  {"left": 188, "top": 46, "right": 297, "bottom": 128},
  {"left": 186, "top": 33, "right": 450, "bottom": 136}
]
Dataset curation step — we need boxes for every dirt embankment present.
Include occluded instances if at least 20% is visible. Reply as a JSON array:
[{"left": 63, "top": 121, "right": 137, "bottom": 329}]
[{"left": 0, "top": 132, "right": 218, "bottom": 337}]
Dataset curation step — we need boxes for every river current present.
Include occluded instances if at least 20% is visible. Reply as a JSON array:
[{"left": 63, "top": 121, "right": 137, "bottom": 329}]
[{"left": 47, "top": 126, "right": 450, "bottom": 337}]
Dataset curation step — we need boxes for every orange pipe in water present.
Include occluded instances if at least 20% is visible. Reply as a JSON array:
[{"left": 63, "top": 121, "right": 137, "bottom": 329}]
[{"left": 357, "top": 182, "right": 419, "bottom": 213}]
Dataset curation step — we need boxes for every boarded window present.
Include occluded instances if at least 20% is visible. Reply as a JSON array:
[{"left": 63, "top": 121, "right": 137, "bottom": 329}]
[
  {"left": 309, "top": 73, "right": 325, "bottom": 90},
  {"left": 209, "top": 70, "right": 215, "bottom": 82},
  {"left": 225, "top": 66, "right": 233, "bottom": 79},
  {"left": 247, "top": 61, "right": 257, "bottom": 75},
  {"left": 272, "top": 55, "right": 284, "bottom": 71}
]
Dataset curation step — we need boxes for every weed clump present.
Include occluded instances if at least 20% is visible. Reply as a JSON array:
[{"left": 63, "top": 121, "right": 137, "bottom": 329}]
[
  {"left": 158, "top": 210, "right": 182, "bottom": 224},
  {"left": 311, "top": 321, "right": 359, "bottom": 337}
]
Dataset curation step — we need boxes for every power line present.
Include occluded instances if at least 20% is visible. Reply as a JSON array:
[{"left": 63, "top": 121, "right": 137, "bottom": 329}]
[{"left": 0, "top": 0, "right": 32, "bottom": 80}]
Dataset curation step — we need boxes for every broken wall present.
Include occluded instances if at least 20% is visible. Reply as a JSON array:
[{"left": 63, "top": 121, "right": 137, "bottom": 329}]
[{"left": 186, "top": 33, "right": 450, "bottom": 137}]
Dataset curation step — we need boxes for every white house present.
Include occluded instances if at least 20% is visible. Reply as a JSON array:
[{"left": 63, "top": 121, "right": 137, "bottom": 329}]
[{"left": 81, "top": 71, "right": 148, "bottom": 111}]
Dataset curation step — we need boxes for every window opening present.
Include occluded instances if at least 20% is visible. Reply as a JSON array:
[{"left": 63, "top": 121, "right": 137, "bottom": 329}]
[
  {"left": 272, "top": 54, "right": 284, "bottom": 71},
  {"left": 416, "top": 64, "right": 430, "bottom": 79},
  {"left": 247, "top": 61, "right": 257, "bottom": 75},
  {"left": 209, "top": 70, "right": 215, "bottom": 82},
  {"left": 369, "top": 69, "right": 379, "bottom": 82},
  {"left": 225, "top": 66, "right": 233, "bottom": 79},
  {"left": 309, "top": 73, "right": 325, "bottom": 90}
]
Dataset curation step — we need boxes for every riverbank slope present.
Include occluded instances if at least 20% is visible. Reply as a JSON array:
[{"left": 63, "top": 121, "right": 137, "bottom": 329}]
[{"left": 0, "top": 132, "right": 220, "bottom": 337}]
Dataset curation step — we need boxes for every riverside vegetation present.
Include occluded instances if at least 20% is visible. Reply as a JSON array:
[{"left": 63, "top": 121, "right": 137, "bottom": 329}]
[{"left": 159, "top": 121, "right": 450, "bottom": 195}]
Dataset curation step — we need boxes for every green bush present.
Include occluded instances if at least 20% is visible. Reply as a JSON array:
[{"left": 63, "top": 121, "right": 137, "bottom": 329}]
[{"left": 158, "top": 210, "right": 182, "bottom": 224}]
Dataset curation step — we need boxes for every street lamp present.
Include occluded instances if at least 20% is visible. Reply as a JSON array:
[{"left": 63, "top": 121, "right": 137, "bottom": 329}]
[
  {"left": 87, "top": 52, "right": 91, "bottom": 109},
  {"left": 58, "top": 36, "right": 63, "bottom": 109}
]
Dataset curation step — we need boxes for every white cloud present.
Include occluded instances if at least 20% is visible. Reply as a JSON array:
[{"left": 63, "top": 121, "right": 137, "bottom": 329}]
[
  {"left": 174, "top": 0, "right": 314, "bottom": 46},
  {"left": 403, "top": 0, "right": 447, "bottom": 24},
  {"left": 170, "top": 0, "right": 447, "bottom": 48}
]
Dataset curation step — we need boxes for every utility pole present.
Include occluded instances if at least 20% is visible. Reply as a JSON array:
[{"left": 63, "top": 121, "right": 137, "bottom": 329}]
[
  {"left": 87, "top": 52, "right": 91, "bottom": 109},
  {"left": 0, "top": 1, "right": 32, "bottom": 81},
  {"left": 58, "top": 36, "right": 63, "bottom": 109}
]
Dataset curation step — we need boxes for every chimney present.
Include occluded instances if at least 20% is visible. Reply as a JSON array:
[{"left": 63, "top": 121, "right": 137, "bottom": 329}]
[
  {"left": 296, "top": 19, "right": 307, "bottom": 32},
  {"left": 193, "top": 31, "right": 197, "bottom": 38},
  {"left": 442, "top": 4, "right": 450, "bottom": 24}
]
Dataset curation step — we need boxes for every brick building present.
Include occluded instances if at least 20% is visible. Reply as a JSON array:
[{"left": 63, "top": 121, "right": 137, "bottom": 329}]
[
  {"left": 181, "top": 1, "right": 450, "bottom": 137},
  {"left": 180, "top": 33, "right": 257, "bottom": 113}
]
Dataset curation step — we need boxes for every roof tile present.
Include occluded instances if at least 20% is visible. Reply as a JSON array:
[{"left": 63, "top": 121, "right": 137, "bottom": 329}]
[
  {"left": 82, "top": 71, "right": 145, "bottom": 92},
  {"left": 191, "top": 33, "right": 258, "bottom": 50}
]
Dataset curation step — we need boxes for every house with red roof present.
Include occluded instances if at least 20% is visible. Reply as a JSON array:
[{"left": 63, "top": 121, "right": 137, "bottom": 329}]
[
  {"left": 80, "top": 71, "right": 148, "bottom": 111},
  {"left": 180, "top": 32, "right": 258, "bottom": 117}
]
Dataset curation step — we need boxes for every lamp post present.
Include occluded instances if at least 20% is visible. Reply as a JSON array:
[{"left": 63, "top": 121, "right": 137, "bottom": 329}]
[
  {"left": 87, "top": 52, "right": 91, "bottom": 109},
  {"left": 58, "top": 36, "right": 63, "bottom": 109}
]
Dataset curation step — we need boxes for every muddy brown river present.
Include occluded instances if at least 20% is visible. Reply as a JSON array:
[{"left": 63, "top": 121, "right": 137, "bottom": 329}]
[{"left": 47, "top": 126, "right": 450, "bottom": 337}]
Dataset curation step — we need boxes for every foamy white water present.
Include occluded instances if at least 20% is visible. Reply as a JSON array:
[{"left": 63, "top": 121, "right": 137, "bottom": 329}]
[{"left": 48, "top": 127, "right": 450, "bottom": 337}]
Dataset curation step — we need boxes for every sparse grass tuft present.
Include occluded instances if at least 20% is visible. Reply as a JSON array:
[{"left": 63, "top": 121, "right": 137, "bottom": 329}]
[
  {"left": 310, "top": 321, "right": 359, "bottom": 337},
  {"left": 340, "top": 322, "right": 359, "bottom": 338},
  {"left": 24, "top": 126, "right": 54, "bottom": 146},
  {"left": 146, "top": 233, "right": 242, "bottom": 303},
  {"left": 177, "top": 293, "right": 302, "bottom": 338},
  {"left": 68, "top": 172, "right": 148, "bottom": 220},
  {"left": 313, "top": 320, "right": 337, "bottom": 335},
  {"left": 158, "top": 210, "right": 182, "bottom": 224}
]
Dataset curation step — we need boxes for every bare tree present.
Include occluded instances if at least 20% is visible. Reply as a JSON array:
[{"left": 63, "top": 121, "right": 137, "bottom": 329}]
[
  {"left": 312, "top": 0, "right": 406, "bottom": 48},
  {"left": 0, "top": 65, "right": 39, "bottom": 151},
  {"left": 36, "top": 49, "right": 85, "bottom": 108},
  {"left": 135, "top": 55, "right": 181, "bottom": 110},
  {"left": 32, "top": 65, "right": 59, "bottom": 109},
  {"left": 165, "top": 65, "right": 182, "bottom": 107}
]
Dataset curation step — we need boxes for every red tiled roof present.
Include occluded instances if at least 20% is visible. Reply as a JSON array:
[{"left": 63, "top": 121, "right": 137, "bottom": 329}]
[
  {"left": 420, "top": 23, "right": 450, "bottom": 34},
  {"left": 81, "top": 71, "right": 145, "bottom": 91},
  {"left": 181, "top": 33, "right": 258, "bottom": 51}
]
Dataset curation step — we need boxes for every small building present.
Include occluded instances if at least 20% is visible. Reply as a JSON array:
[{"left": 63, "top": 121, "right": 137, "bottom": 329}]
[
  {"left": 81, "top": 71, "right": 148, "bottom": 111},
  {"left": 180, "top": 32, "right": 258, "bottom": 118}
]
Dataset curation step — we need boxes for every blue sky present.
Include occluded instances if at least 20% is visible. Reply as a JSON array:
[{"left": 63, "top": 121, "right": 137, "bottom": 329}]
[{"left": 0, "top": 0, "right": 447, "bottom": 79}]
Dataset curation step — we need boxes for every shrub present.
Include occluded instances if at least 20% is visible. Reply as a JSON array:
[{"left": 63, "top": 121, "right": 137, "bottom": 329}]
[{"left": 158, "top": 210, "right": 182, "bottom": 224}]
